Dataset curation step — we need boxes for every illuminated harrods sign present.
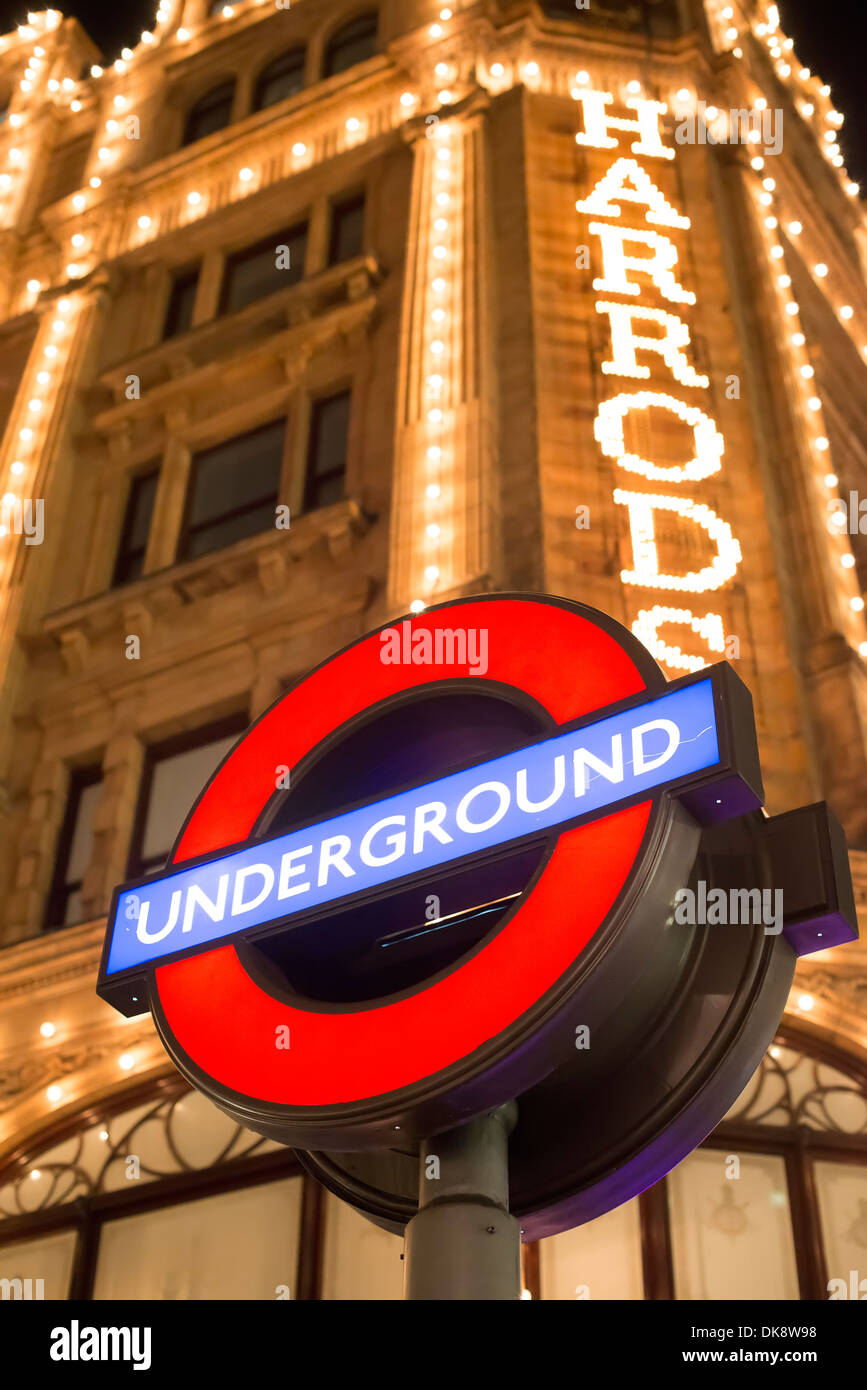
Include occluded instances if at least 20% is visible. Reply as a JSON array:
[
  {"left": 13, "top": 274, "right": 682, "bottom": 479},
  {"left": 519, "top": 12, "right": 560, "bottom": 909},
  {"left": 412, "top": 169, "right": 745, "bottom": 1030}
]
[
  {"left": 98, "top": 595, "right": 857, "bottom": 1242},
  {"left": 574, "top": 90, "right": 742, "bottom": 671}
]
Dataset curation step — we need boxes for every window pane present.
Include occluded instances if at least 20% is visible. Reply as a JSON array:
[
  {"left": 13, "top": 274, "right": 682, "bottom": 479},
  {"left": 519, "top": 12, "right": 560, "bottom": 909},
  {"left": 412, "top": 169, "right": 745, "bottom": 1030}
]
[
  {"left": 221, "top": 224, "right": 307, "bottom": 315},
  {"left": 163, "top": 268, "right": 199, "bottom": 340},
  {"left": 182, "top": 420, "right": 285, "bottom": 559},
  {"left": 669, "top": 1148, "right": 799, "bottom": 1299},
  {"left": 0, "top": 1230, "right": 77, "bottom": 1300},
  {"left": 321, "top": 1194, "right": 403, "bottom": 1299},
  {"left": 183, "top": 501, "right": 279, "bottom": 559},
  {"left": 140, "top": 731, "right": 239, "bottom": 866},
  {"left": 539, "top": 1198, "right": 643, "bottom": 1299},
  {"left": 92, "top": 1176, "right": 302, "bottom": 1299},
  {"left": 328, "top": 195, "right": 365, "bottom": 265},
  {"left": 254, "top": 50, "right": 305, "bottom": 110},
  {"left": 814, "top": 1160, "right": 867, "bottom": 1294},
  {"left": 45, "top": 767, "right": 102, "bottom": 929},
  {"left": 65, "top": 779, "right": 102, "bottom": 884},
  {"left": 113, "top": 470, "right": 158, "bottom": 586},
  {"left": 182, "top": 83, "right": 234, "bottom": 146},
  {"left": 189, "top": 433, "right": 282, "bottom": 523},
  {"left": 305, "top": 392, "right": 350, "bottom": 510},
  {"left": 324, "top": 14, "right": 378, "bottom": 78}
]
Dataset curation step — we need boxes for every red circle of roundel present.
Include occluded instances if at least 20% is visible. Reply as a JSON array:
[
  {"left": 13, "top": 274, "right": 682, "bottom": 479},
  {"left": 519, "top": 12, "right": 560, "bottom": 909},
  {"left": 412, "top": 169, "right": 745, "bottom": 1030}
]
[{"left": 155, "top": 598, "right": 653, "bottom": 1105}]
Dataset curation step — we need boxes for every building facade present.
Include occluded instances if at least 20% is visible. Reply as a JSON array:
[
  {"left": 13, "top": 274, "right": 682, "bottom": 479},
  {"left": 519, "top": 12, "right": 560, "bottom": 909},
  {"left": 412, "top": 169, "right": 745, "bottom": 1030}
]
[{"left": 0, "top": 0, "right": 865, "bottom": 1299}]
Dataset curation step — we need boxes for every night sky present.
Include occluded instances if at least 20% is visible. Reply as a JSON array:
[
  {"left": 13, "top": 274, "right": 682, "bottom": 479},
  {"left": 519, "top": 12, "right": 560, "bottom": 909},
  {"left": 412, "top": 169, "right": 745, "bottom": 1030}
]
[{"left": 18, "top": 0, "right": 867, "bottom": 182}]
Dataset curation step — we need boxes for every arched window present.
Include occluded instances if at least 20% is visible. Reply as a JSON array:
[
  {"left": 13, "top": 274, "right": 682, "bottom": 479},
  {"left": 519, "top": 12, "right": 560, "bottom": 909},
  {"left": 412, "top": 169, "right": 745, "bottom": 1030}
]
[
  {"left": 253, "top": 48, "right": 306, "bottom": 112},
  {"left": 323, "top": 12, "right": 378, "bottom": 80},
  {"left": 181, "top": 81, "right": 235, "bottom": 147}
]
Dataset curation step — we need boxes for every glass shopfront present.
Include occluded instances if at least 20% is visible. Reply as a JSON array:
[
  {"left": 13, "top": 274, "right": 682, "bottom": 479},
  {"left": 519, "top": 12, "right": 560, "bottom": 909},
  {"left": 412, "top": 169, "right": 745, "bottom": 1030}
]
[{"left": 1, "top": 1038, "right": 864, "bottom": 1301}]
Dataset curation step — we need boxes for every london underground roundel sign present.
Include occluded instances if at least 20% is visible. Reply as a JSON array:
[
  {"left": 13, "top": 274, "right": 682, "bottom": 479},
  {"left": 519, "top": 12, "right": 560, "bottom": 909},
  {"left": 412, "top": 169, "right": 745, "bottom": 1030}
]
[{"left": 98, "top": 594, "right": 767, "bottom": 1150}]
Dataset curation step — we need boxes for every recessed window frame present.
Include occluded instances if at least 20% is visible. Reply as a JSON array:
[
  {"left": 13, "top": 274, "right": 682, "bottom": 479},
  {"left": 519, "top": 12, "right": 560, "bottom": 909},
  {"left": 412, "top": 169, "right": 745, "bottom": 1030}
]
[
  {"left": 126, "top": 713, "right": 248, "bottom": 880},
  {"left": 327, "top": 192, "right": 366, "bottom": 267},
  {"left": 219, "top": 221, "right": 309, "bottom": 317},
  {"left": 180, "top": 80, "right": 236, "bottom": 148},
  {"left": 177, "top": 417, "right": 289, "bottom": 564},
  {"left": 304, "top": 389, "right": 352, "bottom": 513},
  {"left": 162, "top": 265, "right": 200, "bottom": 341},
  {"left": 112, "top": 467, "right": 160, "bottom": 588},
  {"left": 43, "top": 764, "right": 103, "bottom": 932},
  {"left": 252, "top": 47, "right": 307, "bottom": 112},
  {"left": 322, "top": 12, "right": 379, "bottom": 80}
]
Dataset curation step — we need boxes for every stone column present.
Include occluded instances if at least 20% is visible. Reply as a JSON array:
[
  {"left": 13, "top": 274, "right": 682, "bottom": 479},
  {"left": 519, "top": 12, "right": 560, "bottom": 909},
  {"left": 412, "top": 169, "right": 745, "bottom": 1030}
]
[{"left": 388, "top": 97, "right": 494, "bottom": 612}]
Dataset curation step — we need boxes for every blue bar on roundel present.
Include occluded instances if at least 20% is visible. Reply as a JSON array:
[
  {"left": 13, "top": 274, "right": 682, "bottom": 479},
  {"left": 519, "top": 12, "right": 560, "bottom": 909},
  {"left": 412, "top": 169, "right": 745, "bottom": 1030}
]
[{"left": 104, "top": 677, "right": 720, "bottom": 978}]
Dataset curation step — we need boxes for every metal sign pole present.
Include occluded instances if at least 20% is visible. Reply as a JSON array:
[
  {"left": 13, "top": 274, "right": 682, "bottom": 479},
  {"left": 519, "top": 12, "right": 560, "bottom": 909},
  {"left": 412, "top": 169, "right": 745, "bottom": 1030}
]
[{"left": 404, "top": 1102, "right": 521, "bottom": 1300}]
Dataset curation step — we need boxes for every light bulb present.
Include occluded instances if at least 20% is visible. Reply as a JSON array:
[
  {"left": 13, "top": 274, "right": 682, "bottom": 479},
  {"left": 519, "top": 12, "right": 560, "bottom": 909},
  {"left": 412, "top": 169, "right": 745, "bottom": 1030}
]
[{"left": 46, "top": 1085, "right": 63, "bottom": 1103}]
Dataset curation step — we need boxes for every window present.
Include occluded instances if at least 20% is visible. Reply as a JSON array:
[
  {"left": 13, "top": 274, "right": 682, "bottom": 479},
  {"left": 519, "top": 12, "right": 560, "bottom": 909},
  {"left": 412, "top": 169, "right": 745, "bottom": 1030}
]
[
  {"left": 220, "top": 223, "right": 308, "bottom": 316},
  {"left": 113, "top": 470, "right": 158, "bottom": 586},
  {"left": 305, "top": 391, "right": 350, "bottom": 511},
  {"left": 181, "top": 81, "right": 235, "bottom": 147},
  {"left": 44, "top": 766, "right": 103, "bottom": 929},
  {"left": 127, "top": 717, "right": 246, "bottom": 878},
  {"left": 328, "top": 194, "right": 365, "bottom": 266},
  {"left": 323, "top": 13, "right": 378, "bottom": 79},
  {"left": 162, "top": 266, "right": 199, "bottom": 340},
  {"left": 179, "top": 418, "right": 286, "bottom": 561},
  {"left": 253, "top": 48, "right": 306, "bottom": 111}
]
